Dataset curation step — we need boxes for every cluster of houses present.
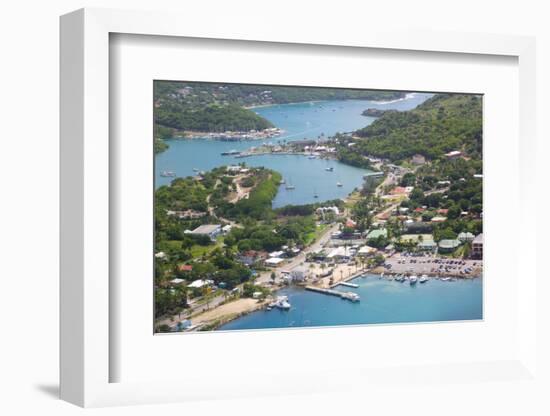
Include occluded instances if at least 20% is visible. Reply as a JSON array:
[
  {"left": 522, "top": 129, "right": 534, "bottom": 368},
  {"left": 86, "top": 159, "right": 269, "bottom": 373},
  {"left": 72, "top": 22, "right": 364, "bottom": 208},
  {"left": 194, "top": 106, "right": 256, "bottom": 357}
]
[
  {"left": 186, "top": 127, "right": 284, "bottom": 141},
  {"left": 237, "top": 246, "right": 302, "bottom": 268}
]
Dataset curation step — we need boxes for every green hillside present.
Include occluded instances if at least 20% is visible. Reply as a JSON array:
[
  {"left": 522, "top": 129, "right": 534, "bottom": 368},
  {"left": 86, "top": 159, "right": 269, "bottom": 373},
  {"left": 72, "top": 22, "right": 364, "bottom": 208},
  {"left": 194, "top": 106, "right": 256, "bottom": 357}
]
[{"left": 353, "top": 94, "right": 482, "bottom": 162}]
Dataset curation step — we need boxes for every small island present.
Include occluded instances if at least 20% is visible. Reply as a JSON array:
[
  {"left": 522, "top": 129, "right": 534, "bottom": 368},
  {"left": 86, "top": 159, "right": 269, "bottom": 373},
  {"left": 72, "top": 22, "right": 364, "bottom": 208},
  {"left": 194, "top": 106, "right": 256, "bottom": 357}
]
[{"left": 361, "top": 108, "right": 398, "bottom": 117}]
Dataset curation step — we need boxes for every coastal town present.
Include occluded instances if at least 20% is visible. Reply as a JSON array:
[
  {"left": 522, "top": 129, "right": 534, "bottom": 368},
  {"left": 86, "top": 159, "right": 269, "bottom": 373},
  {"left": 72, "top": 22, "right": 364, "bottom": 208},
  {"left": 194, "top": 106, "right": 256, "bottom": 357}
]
[
  {"left": 154, "top": 83, "right": 483, "bottom": 332},
  {"left": 155, "top": 145, "right": 483, "bottom": 332}
]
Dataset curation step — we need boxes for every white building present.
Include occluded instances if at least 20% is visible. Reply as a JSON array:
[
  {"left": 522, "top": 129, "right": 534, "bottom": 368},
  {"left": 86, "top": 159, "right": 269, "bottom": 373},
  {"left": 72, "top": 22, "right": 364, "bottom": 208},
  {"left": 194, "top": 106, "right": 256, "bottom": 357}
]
[
  {"left": 189, "top": 224, "right": 222, "bottom": 240},
  {"left": 188, "top": 279, "right": 214, "bottom": 289},
  {"left": 290, "top": 268, "right": 308, "bottom": 282},
  {"left": 265, "top": 257, "right": 284, "bottom": 266}
]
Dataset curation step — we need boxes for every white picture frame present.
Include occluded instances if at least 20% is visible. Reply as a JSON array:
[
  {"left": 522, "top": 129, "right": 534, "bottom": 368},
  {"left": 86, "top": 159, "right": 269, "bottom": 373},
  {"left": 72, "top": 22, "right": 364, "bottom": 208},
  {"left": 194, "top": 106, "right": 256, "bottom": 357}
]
[{"left": 60, "top": 8, "right": 538, "bottom": 408}]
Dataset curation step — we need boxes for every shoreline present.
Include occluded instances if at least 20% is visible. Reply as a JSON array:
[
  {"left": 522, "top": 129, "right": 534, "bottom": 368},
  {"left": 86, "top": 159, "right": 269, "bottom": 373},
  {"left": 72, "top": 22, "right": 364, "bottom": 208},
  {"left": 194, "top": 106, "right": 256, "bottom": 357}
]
[
  {"left": 189, "top": 269, "right": 482, "bottom": 331},
  {"left": 244, "top": 94, "right": 416, "bottom": 110},
  {"left": 174, "top": 127, "right": 285, "bottom": 141},
  {"left": 372, "top": 92, "right": 417, "bottom": 105}
]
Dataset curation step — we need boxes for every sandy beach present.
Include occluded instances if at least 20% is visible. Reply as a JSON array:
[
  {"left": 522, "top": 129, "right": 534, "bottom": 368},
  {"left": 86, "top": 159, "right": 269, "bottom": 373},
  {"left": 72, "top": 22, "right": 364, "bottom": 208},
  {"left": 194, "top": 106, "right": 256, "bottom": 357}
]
[{"left": 189, "top": 298, "right": 268, "bottom": 328}]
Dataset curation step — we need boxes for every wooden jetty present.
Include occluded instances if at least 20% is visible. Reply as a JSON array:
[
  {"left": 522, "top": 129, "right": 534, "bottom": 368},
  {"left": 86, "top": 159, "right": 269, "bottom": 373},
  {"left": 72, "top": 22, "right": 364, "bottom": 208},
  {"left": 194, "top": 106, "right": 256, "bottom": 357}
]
[{"left": 305, "top": 286, "right": 360, "bottom": 302}]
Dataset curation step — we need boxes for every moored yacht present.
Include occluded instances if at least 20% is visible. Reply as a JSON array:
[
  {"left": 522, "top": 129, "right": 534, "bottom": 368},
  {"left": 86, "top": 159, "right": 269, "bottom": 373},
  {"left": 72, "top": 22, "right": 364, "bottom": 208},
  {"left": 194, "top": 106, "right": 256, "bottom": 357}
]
[
  {"left": 160, "top": 171, "right": 176, "bottom": 177},
  {"left": 274, "top": 295, "right": 291, "bottom": 310},
  {"left": 409, "top": 275, "right": 418, "bottom": 285},
  {"left": 419, "top": 275, "right": 429, "bottom": 283}
]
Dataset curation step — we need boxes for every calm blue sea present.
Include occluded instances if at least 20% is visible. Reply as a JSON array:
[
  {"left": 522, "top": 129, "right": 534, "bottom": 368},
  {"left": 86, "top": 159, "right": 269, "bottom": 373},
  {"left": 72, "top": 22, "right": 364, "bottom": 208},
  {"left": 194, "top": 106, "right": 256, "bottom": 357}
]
[
  {"left": 154, "top": 93, "right": 433, "bottom": 208},
  {"left": 219, "top": 275, "right": 483, "bottom": 331}
]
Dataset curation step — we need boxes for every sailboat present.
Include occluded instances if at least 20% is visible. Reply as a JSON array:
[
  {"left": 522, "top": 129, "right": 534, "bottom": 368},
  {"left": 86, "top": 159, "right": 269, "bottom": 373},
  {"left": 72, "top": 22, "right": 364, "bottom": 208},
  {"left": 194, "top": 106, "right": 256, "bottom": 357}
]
[
  {"left": 313, "top": 188, "right": 319, "bottom": 198},
  {"left": 285, "top": 178, "right": 295, "bottom": 190}
]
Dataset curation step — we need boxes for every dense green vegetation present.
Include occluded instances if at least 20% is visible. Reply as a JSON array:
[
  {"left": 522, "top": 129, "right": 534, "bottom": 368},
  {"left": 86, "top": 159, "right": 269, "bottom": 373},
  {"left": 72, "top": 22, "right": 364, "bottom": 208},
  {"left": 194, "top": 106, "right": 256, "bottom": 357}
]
[
  {"left": 224, "top": 216, "right": 317, "bottom": 252},
  {"left": 215, "top": 170, "right": 282, "bottom": 220},
  {"left": 155, "top": 103, "right": 273, "bottom": 133},
  {"left": 154, "top": 138, "right": 169, "bottom": 154},
  {"left": 337, "top": 148, "right": 374, "bottom": 169},
  {"left": 274, "top": 199, "right": 345, "bottom": 217},
  {"left": 154, "top": 81, "right": 406, "bottom": 107},
  {"left": 154, "top": 81, "right": 407, "bottom": 137},
  {"left": 353, "top": 94, "right": 482, "bottom": 162}
]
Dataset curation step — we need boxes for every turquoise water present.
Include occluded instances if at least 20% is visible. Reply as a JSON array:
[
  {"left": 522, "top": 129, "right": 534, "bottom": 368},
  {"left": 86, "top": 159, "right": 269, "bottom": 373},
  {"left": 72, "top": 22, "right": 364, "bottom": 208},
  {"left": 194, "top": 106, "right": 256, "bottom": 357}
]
[
  {"left": 154, "top": 93, "right": 433, "bottom": 208},
  {"left": 219, "top": 275, "right": 483, "bottom": 331}
]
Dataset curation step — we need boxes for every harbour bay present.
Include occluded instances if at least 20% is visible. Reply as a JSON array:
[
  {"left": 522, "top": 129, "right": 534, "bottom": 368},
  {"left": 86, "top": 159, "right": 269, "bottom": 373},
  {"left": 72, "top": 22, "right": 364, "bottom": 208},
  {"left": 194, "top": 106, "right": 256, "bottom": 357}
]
[
  {"left": 219, "top": 275, "right": 483, "bottom": 331},
  {"left": 153, "top": 86, "right": 483, "bottom": 333},
  {"left": 155, "top": 93, "right": 433, "bottom": 208}
]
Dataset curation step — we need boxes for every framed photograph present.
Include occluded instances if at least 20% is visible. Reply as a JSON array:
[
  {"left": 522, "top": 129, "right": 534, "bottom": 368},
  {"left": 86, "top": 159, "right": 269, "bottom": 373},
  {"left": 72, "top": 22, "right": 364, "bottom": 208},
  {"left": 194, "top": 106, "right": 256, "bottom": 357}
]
[
  {"left": 60, "top": 8, "right": 538, "bottom": 407},
  {"left": 152, "top": 81, "right": 483, "bottom": 334}
]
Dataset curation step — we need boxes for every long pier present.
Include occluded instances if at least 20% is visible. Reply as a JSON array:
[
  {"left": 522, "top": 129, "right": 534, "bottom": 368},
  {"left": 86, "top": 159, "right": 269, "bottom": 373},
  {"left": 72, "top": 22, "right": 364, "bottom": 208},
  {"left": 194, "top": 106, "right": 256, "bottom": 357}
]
[
  {"left": 305, "top": 286, "right": 360, "bottom": 302},
  {"left": 335, "top": 281, "right": 359, "bottom": 288}
]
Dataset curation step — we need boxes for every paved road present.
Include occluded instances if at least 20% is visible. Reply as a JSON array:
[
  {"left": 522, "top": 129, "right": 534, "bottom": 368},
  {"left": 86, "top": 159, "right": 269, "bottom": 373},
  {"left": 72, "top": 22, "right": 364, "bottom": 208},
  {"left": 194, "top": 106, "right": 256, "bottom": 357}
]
[{"left": 255, "top": 222, "right": 340, "bottom": 284}]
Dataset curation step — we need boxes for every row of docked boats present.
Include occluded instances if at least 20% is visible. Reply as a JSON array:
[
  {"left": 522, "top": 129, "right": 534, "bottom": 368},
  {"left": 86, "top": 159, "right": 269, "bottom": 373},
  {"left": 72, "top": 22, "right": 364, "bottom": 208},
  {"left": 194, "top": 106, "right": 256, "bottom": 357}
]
[{"left": 392, "top": 274, "right": 429, "bottom": 285}]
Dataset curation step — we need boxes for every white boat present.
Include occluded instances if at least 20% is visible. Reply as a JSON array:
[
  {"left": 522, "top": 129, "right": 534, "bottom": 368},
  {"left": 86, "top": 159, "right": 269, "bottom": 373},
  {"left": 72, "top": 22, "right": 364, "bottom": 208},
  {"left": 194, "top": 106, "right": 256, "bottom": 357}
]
[
  {"left": 274, "top": 295, "right": 291, "bottom": 310},
  {"left": 342, "top": 292, "right": 360, "bottom": 302},
  {"left": 440, "top": 277, "right": 451, "bottom": 282},
  {"left": 336, "top": 182, "right": 343, "bottom": 187},
  {"left": 325, "top": 167, "right": 334, "bottom": 172},
  {"left": 285, "top": 178, "right": 295, "bottom": 190},
  {"left": 419, "top": 275, "right": 429, "bottom": 283},
  {"left": 308, "top": 154, "right": 317, "bottom": 159},
  {"left": 192, "top": 168, "right": 199, "bottom": 172},
  {"left": 279, "top": 179, "right": 286, "bottom": 185},
  {"left": 409, "top": 275, "right": 418, "bottom": 285},
  {"left": 160, "top": 170, "right": 176, "bottom": 177}
]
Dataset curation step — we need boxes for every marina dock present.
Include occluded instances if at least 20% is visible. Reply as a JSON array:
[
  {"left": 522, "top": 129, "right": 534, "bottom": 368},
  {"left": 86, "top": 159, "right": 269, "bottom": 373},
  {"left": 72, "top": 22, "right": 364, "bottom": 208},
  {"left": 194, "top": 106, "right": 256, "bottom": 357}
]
[
  {"left": 305, "top": 286, "right": 360, "bottom": 302},
  {"left": 335, "top": 281, "right": 359, "bottom": 288}
]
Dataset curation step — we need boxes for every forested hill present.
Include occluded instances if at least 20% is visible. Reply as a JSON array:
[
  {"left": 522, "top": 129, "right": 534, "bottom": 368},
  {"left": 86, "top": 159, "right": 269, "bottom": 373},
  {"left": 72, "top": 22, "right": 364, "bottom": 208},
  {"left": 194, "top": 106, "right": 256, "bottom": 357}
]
[
  {"left": 154, "top": 81, "right": 407, "bottom": 139},
  {"left": 353, "top": 94, "right": 482, "bottom": 162},
  {"left": 154, "top": 81, "right": 406, "bottom": 108},
  {"left": 155, "top": 103, "right": 274, "bottom": 133}
]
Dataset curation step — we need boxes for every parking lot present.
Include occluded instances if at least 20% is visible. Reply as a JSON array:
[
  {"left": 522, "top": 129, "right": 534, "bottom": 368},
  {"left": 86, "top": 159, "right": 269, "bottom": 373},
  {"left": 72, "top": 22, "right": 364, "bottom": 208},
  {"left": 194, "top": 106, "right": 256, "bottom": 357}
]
[{"left": 383, "top": 254, "right": 482, "bottom": 277}]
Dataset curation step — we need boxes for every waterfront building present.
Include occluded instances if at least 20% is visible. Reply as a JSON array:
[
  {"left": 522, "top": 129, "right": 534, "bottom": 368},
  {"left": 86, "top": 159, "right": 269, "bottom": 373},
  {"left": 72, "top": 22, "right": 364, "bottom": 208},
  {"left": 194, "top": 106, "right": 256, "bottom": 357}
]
[
  {"left": 438, "top": 239, "right": 461, "bottom": 253},
  {"left": 290, "top": 268, "right": 308, "bottom": 282},
  {"left": 189, "top": 224, "right": 222, "bottom": 240},
  {"left": 326, "top": 246, "right": 353, "bottom": 261},
  {"left": 472, "top": 233, "right": 483, "bottom": 258}
]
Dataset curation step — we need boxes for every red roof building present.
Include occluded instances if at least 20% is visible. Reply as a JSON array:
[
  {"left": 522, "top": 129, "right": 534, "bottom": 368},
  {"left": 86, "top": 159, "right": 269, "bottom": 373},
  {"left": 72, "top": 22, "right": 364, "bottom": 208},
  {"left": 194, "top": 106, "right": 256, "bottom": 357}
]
[{"left": 178, "top": 264, "right": 193, "bottom": 272}]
